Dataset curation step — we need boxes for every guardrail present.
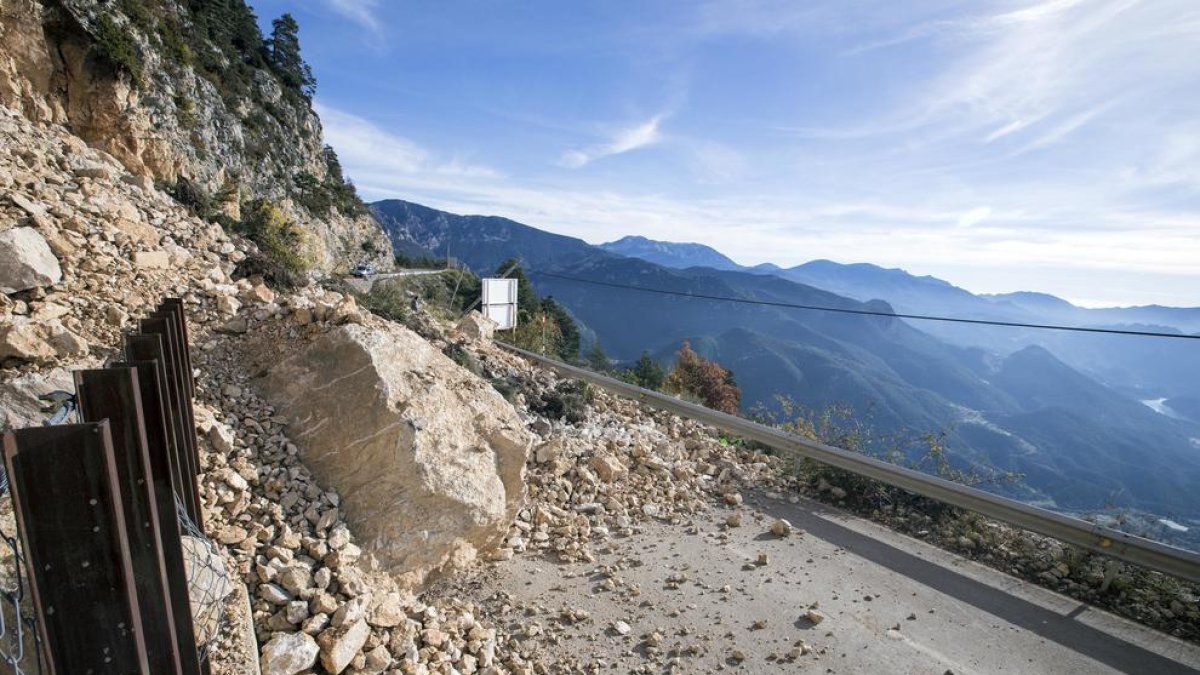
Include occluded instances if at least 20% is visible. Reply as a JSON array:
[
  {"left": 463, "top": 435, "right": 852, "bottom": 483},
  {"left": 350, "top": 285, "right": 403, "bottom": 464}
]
[
  {"left": 1, "top": 299, "right": 215, "bottom": 675},
  {"left": 499, "top": 343, "right": 1200, "bottom": 584}
]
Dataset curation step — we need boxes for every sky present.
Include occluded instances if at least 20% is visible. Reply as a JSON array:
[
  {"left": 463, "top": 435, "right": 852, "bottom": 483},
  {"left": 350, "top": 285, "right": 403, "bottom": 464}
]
[{"left": 252, "top": 0, "right": 1200, "bottom": 308}]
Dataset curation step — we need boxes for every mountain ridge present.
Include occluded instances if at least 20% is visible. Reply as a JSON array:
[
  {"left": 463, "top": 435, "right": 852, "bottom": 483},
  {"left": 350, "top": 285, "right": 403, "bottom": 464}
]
[{"left": 371, "top": 197, "right": 1200, "bottom": 520}]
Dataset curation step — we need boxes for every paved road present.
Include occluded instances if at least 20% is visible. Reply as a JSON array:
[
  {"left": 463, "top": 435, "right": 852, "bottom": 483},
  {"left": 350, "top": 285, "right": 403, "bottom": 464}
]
[
  {"left": 343, "top": 268, "right": 447, "bottom": 293},
  {"left": 458, "top": 492, "right": 1200, "bottom": 674}
]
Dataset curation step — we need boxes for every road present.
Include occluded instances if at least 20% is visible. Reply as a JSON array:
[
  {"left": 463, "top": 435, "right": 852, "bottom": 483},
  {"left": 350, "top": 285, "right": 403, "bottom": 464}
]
[
  {"left": 448, "top": 491, "right": 1200, "bottom": 674},
  {"left": 343, "top": 268, "right": 447, "bottom": 293}
]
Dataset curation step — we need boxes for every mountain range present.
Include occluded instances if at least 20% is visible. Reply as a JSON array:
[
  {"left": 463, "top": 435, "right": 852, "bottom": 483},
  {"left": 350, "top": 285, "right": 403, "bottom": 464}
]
[{"left": 370, "top": 199, "right": 1200, "bottom": 529}]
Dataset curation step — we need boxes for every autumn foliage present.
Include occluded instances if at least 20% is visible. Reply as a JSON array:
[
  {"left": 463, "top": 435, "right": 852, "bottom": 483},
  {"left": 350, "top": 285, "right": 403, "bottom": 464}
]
[{"left": 664, "top": 341, "right": 742, "bottom": 414}]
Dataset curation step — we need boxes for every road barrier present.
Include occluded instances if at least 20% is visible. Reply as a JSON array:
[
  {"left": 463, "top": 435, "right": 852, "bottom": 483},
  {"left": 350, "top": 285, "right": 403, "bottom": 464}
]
[
  {"left": 501, "top": 343, "right": 1200, "bottom": 584},
  {"left": 1, "top": 299, "right": 214, "bottom": 675}
]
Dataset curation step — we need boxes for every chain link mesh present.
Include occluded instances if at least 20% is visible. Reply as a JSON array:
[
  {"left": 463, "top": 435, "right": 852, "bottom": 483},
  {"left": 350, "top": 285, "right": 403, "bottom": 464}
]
[
  {"left": 0, "top": 500, "right": 46, "bottom": 675},
  {"left": 176, "top": 493, "right": 230, "bottom": 662}
]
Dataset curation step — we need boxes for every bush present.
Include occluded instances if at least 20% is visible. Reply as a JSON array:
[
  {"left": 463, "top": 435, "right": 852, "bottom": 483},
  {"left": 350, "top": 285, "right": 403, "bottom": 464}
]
[
  {"left": 625, "top": 351, "right": 665, "bottom": 390},
  {"left": 663, "top": 341, "right": 741, "bottom": 414},
  {"left": 236, "top": 199, "right": 313, "bottom": 282},
  {"left": 533, "top": 380, "right": 592, "bottom": 425},
  {"left": 443, "top": 342, "right": 482, "bottom": 376},
  {"left": 93, "top": 13, "right": 143, "bottom": 81},
  {"left": 356, "top": 284, "right": 408, "bottom": 323},
  {"left": 169, "top": 178, "right": 213, "bottom": 219}
]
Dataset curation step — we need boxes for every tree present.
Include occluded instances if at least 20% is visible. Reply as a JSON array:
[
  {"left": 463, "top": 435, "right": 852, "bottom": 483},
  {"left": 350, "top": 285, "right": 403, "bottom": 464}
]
[
  {"left": 494, "top": 258, "right": 540, "bottom": 321},
  {"left": 265, "top": 13, "right": 316, "bottom": 97},
  {"left": 585, "top": 344, "right": 612, "bottom": 373},
  {"left": 664, "top": 341, "right": 741, "bottom": 414},
  {"left": 627, "top": 351, "right": 665, "bottom": 390},
  {"left": 540, "top": 297, "right": 580, "bottom": 360}
]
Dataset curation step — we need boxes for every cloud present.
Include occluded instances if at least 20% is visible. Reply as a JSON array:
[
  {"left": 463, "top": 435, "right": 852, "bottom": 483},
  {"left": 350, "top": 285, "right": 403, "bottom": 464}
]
[
  {"left": 560, "top": 116, "right": 665, "bottom": 168},
  {"left": 324, "top": 0, "right": 382, "bottom": 34},
  {"left": 315, "top": 102, "right": 501, "bottom": 181},
  {"left": 956, "top": 207, "right": 991, "bottom": 228}
]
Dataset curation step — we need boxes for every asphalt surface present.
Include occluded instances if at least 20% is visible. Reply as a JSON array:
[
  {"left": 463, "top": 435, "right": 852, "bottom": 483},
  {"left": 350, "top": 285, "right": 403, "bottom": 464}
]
[{"left": 464, "top": 492, "right": 1200, "bottom": 674}]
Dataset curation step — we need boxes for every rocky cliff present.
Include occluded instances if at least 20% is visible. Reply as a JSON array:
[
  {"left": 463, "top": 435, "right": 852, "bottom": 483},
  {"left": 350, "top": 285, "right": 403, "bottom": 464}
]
[{"left": 0, "top": 0, "right": 392, "bottom": 274}]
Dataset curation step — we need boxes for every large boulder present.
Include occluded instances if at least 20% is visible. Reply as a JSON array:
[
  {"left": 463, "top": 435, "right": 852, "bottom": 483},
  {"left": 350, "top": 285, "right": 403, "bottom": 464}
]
[
  {"left": 456, "top": 310, "right": 497, "bottom": 341},
  {"left": 0, "top": 226, "right": 62, "bottom": 293},
  {"left": 262, "top": 323, "right": 531, "bottom": 586}
]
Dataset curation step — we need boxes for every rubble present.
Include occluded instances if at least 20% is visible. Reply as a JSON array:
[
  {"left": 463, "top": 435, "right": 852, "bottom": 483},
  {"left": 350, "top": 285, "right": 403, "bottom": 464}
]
[{"left": 0, "top": 226, "right": 62, "bottom": 293}]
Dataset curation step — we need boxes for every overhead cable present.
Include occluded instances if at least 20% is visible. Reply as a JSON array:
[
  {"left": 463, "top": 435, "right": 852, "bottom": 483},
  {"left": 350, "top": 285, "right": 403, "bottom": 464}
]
[{"left": 532, "top": 270, "right": 1200, "bottom": 340}]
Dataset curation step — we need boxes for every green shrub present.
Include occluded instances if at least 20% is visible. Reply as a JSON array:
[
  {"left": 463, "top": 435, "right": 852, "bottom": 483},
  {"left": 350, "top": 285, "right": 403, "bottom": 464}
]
[
  {"left": 356, "top": 284, "right": 409, "bottom": 323},
  {"left": 169, "top": 178, "right": 213, "bottom": 219},
  {"left": 93, "top": 13, "right": 143, "bottom": 81},
  {"left": 236, "top": 199, "right": 313, "bottom": 282},
  {"left": 443, "top": 342, "right": 482, "bottom": 376},
  {"left": 174, "top": 93, "right": 197, "bottom": 128},
  {"left": 533, "top": 380, "right": 592, "bottom": 425}
]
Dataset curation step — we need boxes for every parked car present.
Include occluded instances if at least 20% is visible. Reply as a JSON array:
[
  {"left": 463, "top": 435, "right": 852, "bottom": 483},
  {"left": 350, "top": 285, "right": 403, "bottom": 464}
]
[{"left": 351, "top": 262, "right": 376, "bottom": 278}]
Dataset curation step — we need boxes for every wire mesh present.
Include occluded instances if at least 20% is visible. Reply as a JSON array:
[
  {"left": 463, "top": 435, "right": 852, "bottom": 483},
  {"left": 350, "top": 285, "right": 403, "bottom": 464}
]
[
  {"left": 0, "top": 500, "right": 45, "bottom": 675},
  {"left": 176, "top": 493, "right": 230, "bottom": 662}
]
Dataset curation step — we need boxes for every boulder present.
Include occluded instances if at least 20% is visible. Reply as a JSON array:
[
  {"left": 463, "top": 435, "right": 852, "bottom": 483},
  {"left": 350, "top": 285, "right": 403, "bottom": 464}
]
[
  {"left": 133, "top": 250, "right": 170, "bottom": 269},
  {"left": 261, "top": 632, "right": 319, "bottom": 675},
  {"left": 0, "top": 368, "right": 73, "bottom": 429},
  {"left": 0, "top": 318, "right": 87, "bottom": 363},
  {"left": 317, "top": 618, "right": 370, "bottom": 674},
  {"left": 456, "top": 310, "right": 497, "bottom": 341},
  {"left": 0, "top": 227, "right": 62, "bottom": 293},
  {"left": 262, "top": 323, "right": 531, "bottom": 586},
  {"left": 0, "top": 319, "right": 57, "bottom": 362}
]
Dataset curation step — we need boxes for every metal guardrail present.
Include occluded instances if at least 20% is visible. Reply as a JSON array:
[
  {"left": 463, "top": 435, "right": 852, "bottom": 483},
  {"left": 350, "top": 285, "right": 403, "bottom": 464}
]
[{"left": 500, "top": 343, "right": 1200, "bottom": 584}]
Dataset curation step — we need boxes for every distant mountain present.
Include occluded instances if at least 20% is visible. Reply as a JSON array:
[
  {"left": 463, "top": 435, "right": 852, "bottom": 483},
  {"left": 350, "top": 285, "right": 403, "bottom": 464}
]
[
  {"left": 371, "top": 199, "right": 604, "bottom": 271},
  {"left": 598, "top": 236, "right": 741, "bottom": 271},
  {"left": 371, "top": 198, "right": 1200, "bottom": 519}
]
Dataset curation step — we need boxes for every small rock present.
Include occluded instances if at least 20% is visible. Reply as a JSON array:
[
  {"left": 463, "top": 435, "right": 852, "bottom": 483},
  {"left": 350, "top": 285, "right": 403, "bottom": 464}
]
[{"left": 770, "top": 518, "right": 793, "bottom": 537}]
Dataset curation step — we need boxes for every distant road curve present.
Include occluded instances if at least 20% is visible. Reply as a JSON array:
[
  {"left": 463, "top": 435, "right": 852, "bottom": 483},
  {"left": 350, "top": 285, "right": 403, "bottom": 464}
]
[{"left": 343, "top": 268, "right": 448, "bottom": 292}]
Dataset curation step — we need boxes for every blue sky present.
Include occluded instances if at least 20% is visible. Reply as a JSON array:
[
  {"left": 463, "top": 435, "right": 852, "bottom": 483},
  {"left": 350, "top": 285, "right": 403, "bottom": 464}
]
[{"left": 253, "top": 0, "right": 1200, "bottom": 307}]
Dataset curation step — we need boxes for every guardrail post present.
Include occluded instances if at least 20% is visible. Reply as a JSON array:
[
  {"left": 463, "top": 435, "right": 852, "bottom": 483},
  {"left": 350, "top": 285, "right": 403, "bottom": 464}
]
[
  {"left": 2, "top": 422, "right": 150, "bottom": 674},
  {"left": 115, "top": 358, "right": 206, "bottom": 675},
  {"left": 139, "top": 316, "right": 204, "bottom": 528},
  {"left": 74, "top": 367, "right": 184, "bottom": 675}
]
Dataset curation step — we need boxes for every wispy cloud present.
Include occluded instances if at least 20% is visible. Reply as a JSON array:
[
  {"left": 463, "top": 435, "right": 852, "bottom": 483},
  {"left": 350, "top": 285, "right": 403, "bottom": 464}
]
[
  {"left": 324, "top": 0, "right": 382, "bottom": 35},
  {"left": 560, "top": 116, "right": 665, "bottom": 168},
  {"left": 315, "top": 103, "right": 501, "bottom": 181}
]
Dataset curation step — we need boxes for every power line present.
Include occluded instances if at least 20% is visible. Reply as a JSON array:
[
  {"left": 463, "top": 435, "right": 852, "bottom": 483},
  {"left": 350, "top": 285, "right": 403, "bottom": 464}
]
[{"left": 532, "top": 270, "right": 1200, "bottom": 341}]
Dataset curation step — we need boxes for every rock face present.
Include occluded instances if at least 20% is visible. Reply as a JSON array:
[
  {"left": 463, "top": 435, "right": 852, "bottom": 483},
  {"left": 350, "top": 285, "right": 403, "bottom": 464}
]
[
  {"left": 262, "top": 323, "right": 532, "bottom": 585},
  {"left": 0, "top": 226, "right": 61, "bottom": 293},
  {"left": 0, "top": 0, "right": 393, "bottom": 273}
]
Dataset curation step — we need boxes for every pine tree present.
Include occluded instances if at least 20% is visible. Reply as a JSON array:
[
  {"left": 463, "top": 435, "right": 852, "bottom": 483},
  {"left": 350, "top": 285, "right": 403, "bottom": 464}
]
[
  {"left": 265, "top": 13, "right": 316, "bottom": 97},
  {"left": 629, "top": 351, "right": 666, "bottom": 390},
  {"left": 541, "top": 297, "right": 580, "bottom": 359},
  {"left": 585, "top": 344, "right": 611, "bottom": 373},
  {"left": 494, "top": 258, "right": 540, "bottom": 321}
]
